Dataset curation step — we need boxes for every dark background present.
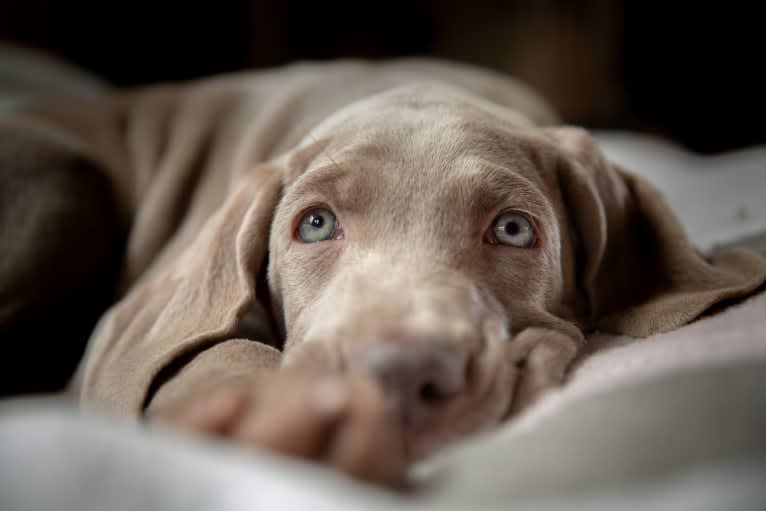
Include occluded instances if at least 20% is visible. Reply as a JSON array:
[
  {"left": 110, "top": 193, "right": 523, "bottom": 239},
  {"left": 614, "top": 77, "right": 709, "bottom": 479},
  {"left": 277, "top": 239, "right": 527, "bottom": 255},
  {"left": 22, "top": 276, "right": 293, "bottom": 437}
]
[{"left": 2, "top": 0, "right": 764, "bottom": 153}]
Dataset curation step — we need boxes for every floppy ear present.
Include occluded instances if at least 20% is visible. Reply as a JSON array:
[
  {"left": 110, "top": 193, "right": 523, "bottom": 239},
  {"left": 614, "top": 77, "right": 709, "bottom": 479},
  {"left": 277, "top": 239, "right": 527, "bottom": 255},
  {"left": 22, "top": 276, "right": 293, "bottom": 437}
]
[
  {"left": 77, "top": 164, "right": 284, "bottom": 414},
  {"left": 548, "top": 127, "right": 766, "bottom": 336}
]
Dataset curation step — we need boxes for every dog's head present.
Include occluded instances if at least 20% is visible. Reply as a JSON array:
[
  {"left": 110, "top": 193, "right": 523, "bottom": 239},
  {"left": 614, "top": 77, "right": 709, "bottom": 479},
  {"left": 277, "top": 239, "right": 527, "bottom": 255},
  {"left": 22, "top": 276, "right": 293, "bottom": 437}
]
[{"left": 263, "top": 84, "right": 765, "bottom": 456}]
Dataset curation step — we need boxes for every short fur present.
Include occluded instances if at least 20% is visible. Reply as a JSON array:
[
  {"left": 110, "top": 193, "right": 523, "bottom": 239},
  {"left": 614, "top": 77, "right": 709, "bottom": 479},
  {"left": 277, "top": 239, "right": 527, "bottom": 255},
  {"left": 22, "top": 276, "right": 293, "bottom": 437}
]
[{"left": 2, "top": 59, "right": 764, "bottom": 457}]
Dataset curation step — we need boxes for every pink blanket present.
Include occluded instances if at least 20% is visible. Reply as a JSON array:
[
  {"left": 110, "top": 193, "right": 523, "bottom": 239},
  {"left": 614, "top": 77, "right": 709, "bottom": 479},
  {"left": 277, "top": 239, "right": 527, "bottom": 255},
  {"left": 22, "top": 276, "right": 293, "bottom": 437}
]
[{"left": 510, "top": 288, "right": 766, "bottom": 433}]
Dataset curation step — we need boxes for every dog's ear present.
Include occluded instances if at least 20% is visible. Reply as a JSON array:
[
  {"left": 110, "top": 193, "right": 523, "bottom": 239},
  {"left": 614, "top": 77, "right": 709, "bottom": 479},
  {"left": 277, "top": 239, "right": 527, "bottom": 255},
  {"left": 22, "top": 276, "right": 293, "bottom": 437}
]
[
  {"left": 78, "top": 163, "right": 284, "bottom": 413},
  {"left": 548, "top": 127, "right": 766, "bottom": 336}
]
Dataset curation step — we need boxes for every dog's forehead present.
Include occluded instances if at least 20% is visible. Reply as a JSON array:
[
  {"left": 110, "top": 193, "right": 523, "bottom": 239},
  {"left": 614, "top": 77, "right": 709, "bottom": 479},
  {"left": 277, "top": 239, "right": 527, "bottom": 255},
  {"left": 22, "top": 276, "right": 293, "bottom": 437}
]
[
  {"left": 278, "top": 85, "right": 563, "bottom": 241},
  {"left": 311, "top": 84, "right": 538, "bottom": 153},
  {"left": 302, "top": 87, "right": 556, "bottom": 192}
]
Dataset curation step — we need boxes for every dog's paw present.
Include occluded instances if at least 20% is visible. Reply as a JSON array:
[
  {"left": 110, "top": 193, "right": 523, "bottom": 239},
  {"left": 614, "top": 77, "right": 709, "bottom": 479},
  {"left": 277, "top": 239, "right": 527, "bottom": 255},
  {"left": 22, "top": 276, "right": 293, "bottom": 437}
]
[{"left": 155, "top": 372, "right": 407, "bottom": 485}]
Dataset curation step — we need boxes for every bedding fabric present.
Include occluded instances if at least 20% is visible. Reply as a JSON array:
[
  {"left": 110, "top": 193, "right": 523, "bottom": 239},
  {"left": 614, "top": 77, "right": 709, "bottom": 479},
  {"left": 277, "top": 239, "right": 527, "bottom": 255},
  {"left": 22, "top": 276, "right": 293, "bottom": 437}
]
[{"left": 2, "top": 290, "right": 765, "bottom": 510}]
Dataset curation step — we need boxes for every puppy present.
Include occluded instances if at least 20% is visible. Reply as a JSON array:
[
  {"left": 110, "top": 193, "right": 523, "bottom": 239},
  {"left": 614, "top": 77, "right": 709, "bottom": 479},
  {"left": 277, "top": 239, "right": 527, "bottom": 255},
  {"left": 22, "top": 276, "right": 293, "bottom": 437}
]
[{"left": 2, "top": 60, "right": 764, "bottom": 484}]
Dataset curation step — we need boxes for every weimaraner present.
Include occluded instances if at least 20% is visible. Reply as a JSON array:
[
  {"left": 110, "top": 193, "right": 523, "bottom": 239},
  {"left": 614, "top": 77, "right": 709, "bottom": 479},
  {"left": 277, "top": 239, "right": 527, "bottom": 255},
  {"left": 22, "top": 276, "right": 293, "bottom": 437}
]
[{"left": 1, "top": 59, "right": 764, "bottom": 485}]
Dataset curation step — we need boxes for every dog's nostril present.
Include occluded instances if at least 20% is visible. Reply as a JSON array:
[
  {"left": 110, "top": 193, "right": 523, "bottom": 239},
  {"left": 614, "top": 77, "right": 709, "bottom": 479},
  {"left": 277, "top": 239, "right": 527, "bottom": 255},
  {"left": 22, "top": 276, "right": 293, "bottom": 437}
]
[
  {"left": 419, "top": 381, "right": 446, "bottom": 404},
  {"left": 349, "top": 340, "right": 469, "bottom": 421}
]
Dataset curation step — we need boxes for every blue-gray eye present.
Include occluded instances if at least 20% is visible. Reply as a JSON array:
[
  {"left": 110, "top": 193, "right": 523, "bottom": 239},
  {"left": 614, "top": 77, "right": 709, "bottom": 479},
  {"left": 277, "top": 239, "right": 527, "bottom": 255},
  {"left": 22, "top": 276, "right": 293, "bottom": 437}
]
[
  {"left": 490, "top": 211, "right": 535, "bottom": 248},
  {"left": 297, "top": 208, "right": 337, "bottom": 243}
]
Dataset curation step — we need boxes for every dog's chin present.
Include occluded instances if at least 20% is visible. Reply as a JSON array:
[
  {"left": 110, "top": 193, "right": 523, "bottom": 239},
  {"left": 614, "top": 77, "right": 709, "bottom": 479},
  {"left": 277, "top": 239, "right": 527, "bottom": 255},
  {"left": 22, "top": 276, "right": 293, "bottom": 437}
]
[
  {"left": 400, "top": 398, "right": 513, "bottom": 461},
  {"left": 403, "top": 420, "right": 499, "bottom": 461},
  {"left": 404, "top": 428, "right": 472, "bottom": 461}
]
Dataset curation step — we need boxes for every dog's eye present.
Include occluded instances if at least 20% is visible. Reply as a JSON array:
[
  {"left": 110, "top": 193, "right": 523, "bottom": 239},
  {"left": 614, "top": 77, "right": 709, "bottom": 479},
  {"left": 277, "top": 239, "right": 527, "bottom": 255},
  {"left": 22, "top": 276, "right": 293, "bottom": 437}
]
[
  {"left": 296, "top": 208, "right": 341, "bottom": 243},
  {"left": 487, "top": 211, "right": 536, "bottom": 248}
]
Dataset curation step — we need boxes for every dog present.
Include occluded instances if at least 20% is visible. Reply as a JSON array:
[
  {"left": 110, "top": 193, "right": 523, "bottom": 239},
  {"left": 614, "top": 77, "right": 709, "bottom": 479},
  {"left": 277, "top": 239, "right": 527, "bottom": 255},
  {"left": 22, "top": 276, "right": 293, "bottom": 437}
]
[{"left": 1, "top": 59, "right": 764, "bottom": 484}]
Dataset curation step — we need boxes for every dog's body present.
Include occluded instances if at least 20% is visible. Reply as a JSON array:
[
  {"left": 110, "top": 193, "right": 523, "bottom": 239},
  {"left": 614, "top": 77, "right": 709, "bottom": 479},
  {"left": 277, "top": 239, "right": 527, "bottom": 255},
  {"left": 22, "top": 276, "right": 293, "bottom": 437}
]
[{"left": 2, "top": 59, "right": 764, "bottom": 483}]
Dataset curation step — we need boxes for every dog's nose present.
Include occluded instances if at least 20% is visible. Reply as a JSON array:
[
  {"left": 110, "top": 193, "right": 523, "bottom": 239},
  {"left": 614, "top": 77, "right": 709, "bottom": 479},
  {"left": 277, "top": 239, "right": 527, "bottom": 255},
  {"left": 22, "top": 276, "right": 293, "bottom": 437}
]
[{"left": 350, "top": 341, "right": 469, "bottom": 428}]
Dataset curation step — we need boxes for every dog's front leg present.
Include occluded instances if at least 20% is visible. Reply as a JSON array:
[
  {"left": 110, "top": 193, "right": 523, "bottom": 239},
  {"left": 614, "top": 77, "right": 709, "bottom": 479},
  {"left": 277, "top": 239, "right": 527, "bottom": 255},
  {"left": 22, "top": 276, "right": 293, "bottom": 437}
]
[{"left": 149, "top": 346, "right": 407, "bottom": 486}]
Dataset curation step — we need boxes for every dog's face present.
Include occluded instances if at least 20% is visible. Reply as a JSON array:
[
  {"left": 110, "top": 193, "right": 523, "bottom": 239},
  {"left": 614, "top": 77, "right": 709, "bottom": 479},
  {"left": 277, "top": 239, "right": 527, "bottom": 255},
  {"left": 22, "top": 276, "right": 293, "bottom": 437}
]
[
  {"left": 264, "top": 83, "right": 765, "bottom": 459},
  {"left": 267, "top": 85, "right": 581, "bottom": 457}
]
